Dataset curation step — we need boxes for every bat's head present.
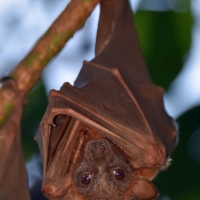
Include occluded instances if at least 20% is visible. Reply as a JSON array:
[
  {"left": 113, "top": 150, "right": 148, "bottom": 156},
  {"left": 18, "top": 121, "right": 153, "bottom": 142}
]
[
  {"left": 38, "top": 115, "right": 159, "bottom": 200},
  {"left": 72, "top": 137, "right": 159, "bottom": 200},
  {"left": 73, "top": 139, "right": 133, "bottom": 200}
]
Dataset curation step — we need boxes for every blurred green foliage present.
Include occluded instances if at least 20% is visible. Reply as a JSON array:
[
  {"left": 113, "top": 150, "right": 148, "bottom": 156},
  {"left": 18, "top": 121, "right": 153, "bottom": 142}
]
[
  {"left": 135, "top": 11, "right": 192, "bottom": 89},
  {"left": 20, "top": 8, "right": 200, "bottom": 200},
  {"left": 154, "top": 106, "right": 200, "bottom": 200},
  {"left": 135, "top": 10, "right": 200, "bottom": 200},
  {"left": 21, "top": 80, "right": 48, "bottom": 159}
]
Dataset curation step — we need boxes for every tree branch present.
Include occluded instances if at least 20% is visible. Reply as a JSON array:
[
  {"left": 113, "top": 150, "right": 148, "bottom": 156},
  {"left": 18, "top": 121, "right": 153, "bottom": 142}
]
[{"left": 0, "top": 0, "right": 100, "bottom": 127}]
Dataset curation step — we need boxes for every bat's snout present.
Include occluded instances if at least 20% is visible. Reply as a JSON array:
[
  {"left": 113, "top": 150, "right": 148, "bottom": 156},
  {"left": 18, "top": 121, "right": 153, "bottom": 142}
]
[{"left": 88, "top": 139, "right": 107, "bottom": 160}]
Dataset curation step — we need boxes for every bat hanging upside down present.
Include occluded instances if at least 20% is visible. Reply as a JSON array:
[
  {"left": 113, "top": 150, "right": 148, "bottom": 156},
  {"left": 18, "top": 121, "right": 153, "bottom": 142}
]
[{"left": 35, "top": 0, "right": 178, "bottom": 199}]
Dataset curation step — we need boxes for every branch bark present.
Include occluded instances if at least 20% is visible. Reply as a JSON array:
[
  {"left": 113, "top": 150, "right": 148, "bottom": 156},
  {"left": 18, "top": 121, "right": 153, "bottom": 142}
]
[
  {"left": 0, "top": 0, "right": 100, "bottom": 197},
  {"left": 0, "top": 0, "right": 100, "bottom": 127}
]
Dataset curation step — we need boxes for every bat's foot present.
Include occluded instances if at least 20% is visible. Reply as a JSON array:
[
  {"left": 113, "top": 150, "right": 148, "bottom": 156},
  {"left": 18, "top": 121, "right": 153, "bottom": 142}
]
[{"left": 160, "top": 157, "right": 172, "bottom": 170}]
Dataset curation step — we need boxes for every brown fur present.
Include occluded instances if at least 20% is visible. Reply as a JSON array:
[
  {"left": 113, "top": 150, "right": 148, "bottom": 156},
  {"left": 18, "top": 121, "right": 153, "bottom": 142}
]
[
  {"left": 42, "top": 120, "right": 159, "bottom": 200},
  {"left": 70, "top": 125, "right": 158, "bottom": 200}
]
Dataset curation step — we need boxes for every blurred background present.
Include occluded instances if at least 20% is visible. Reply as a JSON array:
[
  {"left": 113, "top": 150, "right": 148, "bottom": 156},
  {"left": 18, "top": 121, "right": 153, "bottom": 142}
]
[{"left": 0, "top": 0, "right": 200, "bottom": 199}]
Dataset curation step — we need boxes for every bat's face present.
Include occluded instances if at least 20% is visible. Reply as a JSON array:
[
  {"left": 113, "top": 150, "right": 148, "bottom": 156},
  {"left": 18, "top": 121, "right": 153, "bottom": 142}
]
[
  {"left": 40, "top": 116, "right": 159, "bottom": 200},
  {"left": 73, "top": 139, "right": 133, "bottom": 200}
]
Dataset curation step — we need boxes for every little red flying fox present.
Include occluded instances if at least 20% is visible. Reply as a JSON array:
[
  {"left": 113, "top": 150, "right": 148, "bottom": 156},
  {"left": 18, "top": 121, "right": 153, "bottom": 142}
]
[{"left": 36, "top": 0, "right": 178, "bottom": 199}]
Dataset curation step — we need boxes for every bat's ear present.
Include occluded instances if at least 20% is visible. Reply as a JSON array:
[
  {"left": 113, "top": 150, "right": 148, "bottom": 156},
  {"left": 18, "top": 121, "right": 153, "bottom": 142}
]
[
  {"left": 133, "top": 167, "right": 160, "bottom": 180},
  {"left": 127, "top": 178, "right": 159, "bottom": 200}
]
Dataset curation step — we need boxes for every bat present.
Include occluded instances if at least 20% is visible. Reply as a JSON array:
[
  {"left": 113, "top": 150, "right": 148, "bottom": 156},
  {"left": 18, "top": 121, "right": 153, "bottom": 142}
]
[
  {"left": 36, "top": 0, "right": 178, "bottom": 199},
  {"left": 0, "top": 78, "right": 30, "bottom": 200}
]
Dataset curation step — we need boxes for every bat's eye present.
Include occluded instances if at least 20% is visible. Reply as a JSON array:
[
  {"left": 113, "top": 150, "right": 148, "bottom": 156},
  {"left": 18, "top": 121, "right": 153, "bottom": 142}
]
[
  {"left": 80, "top": 174, "right": 92, "bottom": 185},
  {"left": 113, "top": 169, "right": 125, "bottom": 180}
]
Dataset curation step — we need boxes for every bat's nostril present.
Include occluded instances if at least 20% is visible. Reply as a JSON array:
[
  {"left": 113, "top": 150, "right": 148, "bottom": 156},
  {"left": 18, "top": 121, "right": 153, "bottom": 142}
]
[
  {"left": 88, "top": 142, "right": 95, "bottom": 150},
  {"left": 100, "top": 141, "right": 106, "bottom": 148}
]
